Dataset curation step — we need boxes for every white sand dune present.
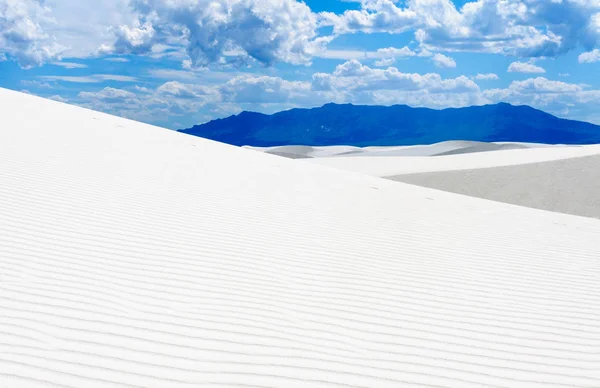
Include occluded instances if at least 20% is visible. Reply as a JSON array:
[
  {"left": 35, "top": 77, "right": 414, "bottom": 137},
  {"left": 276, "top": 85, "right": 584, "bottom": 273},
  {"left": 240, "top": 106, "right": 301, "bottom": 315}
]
[
  {"left": 2, "top": 88, "right": 600, "bottom": 387},
  {"left": 299, "top": 144, "right": 600, "bottom": 219},
  {"left": 389, "top": 154, "right": 600, "bottom": 218},
  {"left": 243, "top": 145, "right": 363, "bottom": 158},
  {"left": 304, "top": 144, "right": 600, "bottom": 176},
  {"left": 247, "top": 141, "right": 567, "bottom": 159}
]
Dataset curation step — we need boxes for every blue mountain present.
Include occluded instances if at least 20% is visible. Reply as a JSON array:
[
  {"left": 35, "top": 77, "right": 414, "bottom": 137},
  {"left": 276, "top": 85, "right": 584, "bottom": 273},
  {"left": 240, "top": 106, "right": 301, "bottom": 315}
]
[{"left": 180, "top": 103, "right": 600, "bottom": 147}]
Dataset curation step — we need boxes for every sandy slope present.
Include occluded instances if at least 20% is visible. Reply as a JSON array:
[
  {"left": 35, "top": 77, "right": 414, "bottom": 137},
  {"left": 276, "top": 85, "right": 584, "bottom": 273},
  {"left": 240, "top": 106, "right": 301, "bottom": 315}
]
[
  {"left": 303, "top": 145, "right": 600, "bottom": 176},
  {"left": 389, "top": 154, "right": 600, "bottom": 218},
  {"left": 2, "top": 88, "right": 600, "bottom": 387},
  {"left": 298, "top": 144, "right": 600, "bottom": 219}
]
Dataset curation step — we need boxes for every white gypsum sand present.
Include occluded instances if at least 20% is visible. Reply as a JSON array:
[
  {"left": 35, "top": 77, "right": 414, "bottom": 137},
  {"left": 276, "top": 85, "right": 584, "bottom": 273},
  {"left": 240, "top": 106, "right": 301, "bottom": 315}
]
[
  {"left": 296, "top": 144, "right": 600, "bottom": 219},
  {"left": 247, "top": 141, "right": 573, "bottom": 159},
  {"left": 1, "top": 88, "right": 600, "bottom": 387},
  {"left": 302, "top": 144, "right": 600, "bottom": 176},
  {"left": 388, "top": 154, "right": 600, "bottom": 219}
]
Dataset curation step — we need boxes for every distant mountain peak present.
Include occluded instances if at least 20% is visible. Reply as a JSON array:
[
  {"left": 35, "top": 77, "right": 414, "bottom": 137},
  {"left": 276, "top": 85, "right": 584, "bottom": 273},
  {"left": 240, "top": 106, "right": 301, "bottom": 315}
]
[{"left": 181, "top": 103, "right": 600, "bottom": 147}]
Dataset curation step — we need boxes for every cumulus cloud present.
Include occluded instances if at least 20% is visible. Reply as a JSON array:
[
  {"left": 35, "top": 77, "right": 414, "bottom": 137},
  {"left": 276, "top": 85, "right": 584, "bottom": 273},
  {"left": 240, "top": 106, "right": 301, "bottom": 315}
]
[
  {"left": 376, "top": 46, "right": 416, "bottom": 58},
  {"left": 373, "top": 46, "right": 416, "bottom": 66},
  {"left": 105, "top": 0, "right": 330, "bottom": 68},
  {"left": 220, "top": 75, "right": 311, "bottom": 103},
  {"left": 76, "top": 86, "right": 166, "bottom": 124},
  {"left": 311, "top": 60, "right": 478, "bottom": 98},
  {"left": 481, "top": 77, "right": 600, "bottom": 121},
  {"left": 321, "top": 0, "right": 600, "bottom": 58},
  {"left": 99, "top": 20, "right": 155, "bottom": 56},
  {"left": 79, "top": 87, "right": 137, "bottom": 101},
  {"left": 157, "top": 81, "right": 220, "bottom": 104},
  {"left": 157, "top": 81, "right": 202, "bottom": 99},
  {"left": 0, "top": 0, "right": 64, "bottom": 67},
  {"left": 217, "top": 62, "right": 484, "bottom": 110},
  {"left": 432, "top": 53, "right": 456, "bottom": 68},
  {"left": 374, "top": 57, "right": 395, "bottom": 67},
  {"left": 49, "top": 94, "right": 68, "bottom": 102},
  {"left": 483, "top": 77, "right": 582, "bottom": 109},
  {"left": 507, "top": 61, "right": 546, "bottom": 73},
  {"left": 495, "top": 77, "right": 583, "bottom": 95},
  {"left": 579, "top": 49, "right": 600, "bottom": 63},
  {"left": 320, "top": 0, "right": 419, "bottom": 35}
]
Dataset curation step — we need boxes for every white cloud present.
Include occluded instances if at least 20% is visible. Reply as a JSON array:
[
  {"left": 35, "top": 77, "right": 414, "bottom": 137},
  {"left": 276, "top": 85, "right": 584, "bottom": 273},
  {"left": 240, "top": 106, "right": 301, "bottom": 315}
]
[
  {"left": 109, "top": 21, "right": 156, "bottom": 55},
  {"left": 220, "top": 75, "right": 312, "bottom": 104},
  {"left": 483, "top": 77, "right": 584, "bottom": 107},
  {"left": 578, "top": 49, "right": 600, "bottom": 63},
  {"left": 374, "top": 57, "right": 396, "bottom": 67},
  {"left": 157, "top": 82, "right": 199, "bottom": 99},
  {"left": 147, "top": 69, "right": 199, "bottom": 81},
  {"left": 0, "top": 0, "right": 136, "bottom": 66},
  {"left": 0, "top": 0, "right": 64, "bottom": 68},
  {"left": 321, "top": 0, "right": 600, "bottom": 58},
  {"left": 215, "top": 61, "right": 485, "bottom": 109},
  {"left": 320, "top": 0, "right": 419, "bottom": 35},
  {"left": 432, "top": 53, "right": 456, "bottom": 68},
  {"left": 79, "top": 87, "right": 137, "bottom": 101},
  {"left": 507, "top": 61, "right": 546, "bottom": 73},
  {"left": 499, "top": 77, "right": 582, "bottom": 94},
  {"left": 376, "top": 46, "right": 416, "bottom": 58},
  {"left": 21, "top": 79, "right": 53, "bottom": 89},
  {"left": 481, "top": 77, "right": 600, "bottom": 122},
  {"left": 312, "top": 60, "right": 478, "bottom": 96},
  {"left": 49, "top": 94, "right": 68, "bottom": 102},
  {"left": 105, "top": 0, "right": 331, "bottom": 68},
  {"left": 134, "top": 85, "right": 152, "bottom": 93},
  {"left": 316, "top": 46, "right": 417, "bottom": 64},
  {"left": 40, "top": 74, "right": 138, "bottom": 83},
  {"left": 474, "top": 73, "right": 499, "bottom": 80},
  {"left": 314, "top": 49, "right": 369, "bottom": 60},
  {"left": 157, "top": 81, "right": 219, "bottom": 101},
  {"left": 76, "top": 86, "right": 158, "bottom": 123},
  {"left": 50, "top": 61, "right": 87, "bottom": 69},
  {"left": 104, "top": 57, "right": 129, "bottom": 62},
  {"left": 44, "top": 0, "right": 135, "bottom": 58}
]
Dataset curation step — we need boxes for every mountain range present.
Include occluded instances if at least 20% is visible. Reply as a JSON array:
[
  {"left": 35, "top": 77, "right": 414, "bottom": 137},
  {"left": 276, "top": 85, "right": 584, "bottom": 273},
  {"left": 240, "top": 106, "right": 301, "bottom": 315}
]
[{"left": 180, "top": 103, "right": 600, "bottom": 147}]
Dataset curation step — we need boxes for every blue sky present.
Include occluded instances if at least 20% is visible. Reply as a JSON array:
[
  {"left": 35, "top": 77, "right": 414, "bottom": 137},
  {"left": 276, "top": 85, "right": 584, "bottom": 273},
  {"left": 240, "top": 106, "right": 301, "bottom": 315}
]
[{"left": 1, "top": 0, "right": 600, "bottom": 129}]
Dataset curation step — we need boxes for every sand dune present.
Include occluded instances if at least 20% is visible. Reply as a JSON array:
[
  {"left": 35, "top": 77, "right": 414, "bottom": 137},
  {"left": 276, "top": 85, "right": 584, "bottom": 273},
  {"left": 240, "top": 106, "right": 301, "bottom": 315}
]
[
  {"left": 389, "top": 154, "right": 600, "bottom": 218},
  {"left": 304, "top": 144, "right": 600, "bottom": 176},
  {"left": 244, "top": 145, "right": 362, "bottom": 158},
  {"left": 2, "top": 88, "right": 600, "bottom": 387},
  {"left": 247, "top": 141, "right": 568, "bottom": 159},
  {"left": 300, "top": 144, "right": 600, "bottom": 219}
]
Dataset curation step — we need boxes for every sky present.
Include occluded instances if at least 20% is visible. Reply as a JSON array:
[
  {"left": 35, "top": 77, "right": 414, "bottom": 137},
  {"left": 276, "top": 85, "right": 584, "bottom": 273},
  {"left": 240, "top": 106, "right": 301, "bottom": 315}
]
[{"left": 1, "top": 0, "right": 600, "bottom": 129}]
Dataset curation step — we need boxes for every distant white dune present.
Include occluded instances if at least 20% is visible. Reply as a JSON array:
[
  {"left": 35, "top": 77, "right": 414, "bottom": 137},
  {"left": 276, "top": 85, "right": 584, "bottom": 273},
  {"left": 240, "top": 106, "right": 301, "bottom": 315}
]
[
  {"left": 2, "top": 88, "right": 600, "bottom": 387},
  {"left": 389, "top": 154, "right": 600, "bottom": 218},
  {"left": 245, "top": 140, "right": 570, "bottom": 159},
  {"left": 301, "top": 144, "right": 600, "bottom": 176}
]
